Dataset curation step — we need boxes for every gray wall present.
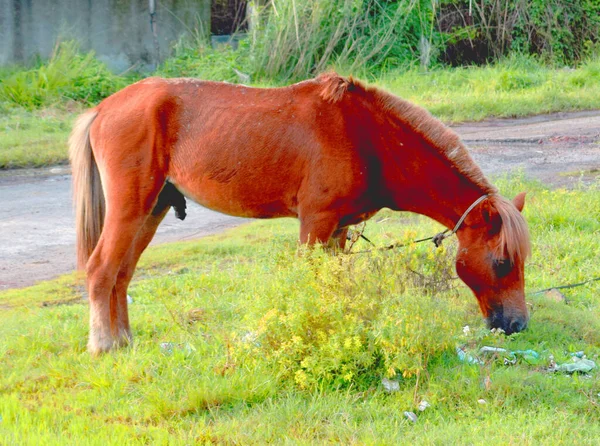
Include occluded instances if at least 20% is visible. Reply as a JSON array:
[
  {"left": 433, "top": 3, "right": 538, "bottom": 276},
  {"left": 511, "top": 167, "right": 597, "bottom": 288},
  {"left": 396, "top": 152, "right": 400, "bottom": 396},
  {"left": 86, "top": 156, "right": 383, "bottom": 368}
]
[{"left": 0, "top": 0, "right": 211, "bottom": 71}]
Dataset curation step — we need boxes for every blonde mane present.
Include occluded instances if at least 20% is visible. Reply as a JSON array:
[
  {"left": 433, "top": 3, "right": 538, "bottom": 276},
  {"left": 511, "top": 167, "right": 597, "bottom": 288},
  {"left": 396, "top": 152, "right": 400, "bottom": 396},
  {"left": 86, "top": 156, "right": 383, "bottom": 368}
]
[
  {"left": 317, "top": 73, "right": 530, "bottom": 262},
  {"left": 490, "top": 195, "right": 531, "bottom": 262}
]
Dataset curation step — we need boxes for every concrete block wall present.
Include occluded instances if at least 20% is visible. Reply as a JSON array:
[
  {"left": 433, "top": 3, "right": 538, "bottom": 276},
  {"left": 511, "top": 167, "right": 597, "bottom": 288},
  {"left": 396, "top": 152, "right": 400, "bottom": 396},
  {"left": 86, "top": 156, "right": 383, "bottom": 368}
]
[{"left": 0, "top": 0, "right": 211, "bottom": 71}]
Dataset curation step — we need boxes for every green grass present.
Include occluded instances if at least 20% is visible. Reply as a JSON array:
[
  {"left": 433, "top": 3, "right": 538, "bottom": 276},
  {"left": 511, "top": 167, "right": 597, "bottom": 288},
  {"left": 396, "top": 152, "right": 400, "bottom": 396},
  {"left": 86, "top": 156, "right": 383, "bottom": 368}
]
[
  {"left": 0, "top": 106, "right": 78, "bottom": 168},
  {"left": 1, "top": 177, "right": 599, "bottom": 444},
  {"left": 380, "top": 57, "right": 600, "bottom": 122}
]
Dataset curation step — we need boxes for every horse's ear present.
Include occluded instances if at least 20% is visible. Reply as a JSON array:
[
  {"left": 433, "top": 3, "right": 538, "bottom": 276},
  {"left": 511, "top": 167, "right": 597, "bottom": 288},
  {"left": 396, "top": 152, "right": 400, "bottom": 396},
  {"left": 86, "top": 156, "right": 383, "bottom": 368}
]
[
  {"left": 481, "top": 200, "right": 502, "bottom": 234},
  {"left": 513, "top": 192, "right": 526, "bottom": 213}
]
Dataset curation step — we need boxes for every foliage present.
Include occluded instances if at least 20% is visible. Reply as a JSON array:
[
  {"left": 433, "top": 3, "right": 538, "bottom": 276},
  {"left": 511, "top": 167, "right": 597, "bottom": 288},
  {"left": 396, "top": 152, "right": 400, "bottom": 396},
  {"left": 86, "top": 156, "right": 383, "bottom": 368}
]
[
  {"left": 0, "top": 41, "right": 129, "bottom": 109},
  {"left": 234, "top": 243, "right": 460, "bottom": 389},
  {"left": 439, "top": 0, "right": 600, "bottom": 65},
  {"left": 157, "top": 43, "right": 250, "bottom": 83},
  {"left": 245, "top": 0, "right": 431, "bottom": 81},
  {"left": 381, "top": 55, "right": 600, "bottom": 122}
]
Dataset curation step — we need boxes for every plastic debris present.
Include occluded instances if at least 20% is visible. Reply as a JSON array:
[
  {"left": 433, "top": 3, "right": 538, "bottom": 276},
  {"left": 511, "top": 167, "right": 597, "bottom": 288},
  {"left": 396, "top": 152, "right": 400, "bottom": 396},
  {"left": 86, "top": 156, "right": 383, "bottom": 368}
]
[
  {"left": 463, "top": 325, "right": 471, "bottom": 336},
  {"left": 160, "top": 342, "right": 175, "bottom": 354},
  {"left": 477, "top": 399, "right": 487, "bottom": 405},
  {"left": 404, "top": 411, "right": 418, "bottom": 423},
  {"left": 456, "top": 347, "right": 484, "bottom": 364},
  {"left": 241, "top": 331, "right": 261, "bottom": 346},
  {"left": 126, "top": 294, "right": 133, "bottom": 304},
  {"left": 381, "top": 377, "right": 400, "bottom": 393},
  {"left": 570, "top": 351, "right": 585, "bottom": 358},
  {"left": 479, "top": 346, "right": 540, "bottom": 364},
  {"left": 159, "top": 342, "right": 194, "bottom": 356},
  {"left": 550, "top": 357, "right": 596, "bottom": 374},
  {"left": 479, "top": 346, "right": 508, "bottom": 355},
  {"left": 418, "top": 400, "right": 430, "bottom": 412},
  {"left": 458, "top": 346, "right": 541, "bottom": 365}
]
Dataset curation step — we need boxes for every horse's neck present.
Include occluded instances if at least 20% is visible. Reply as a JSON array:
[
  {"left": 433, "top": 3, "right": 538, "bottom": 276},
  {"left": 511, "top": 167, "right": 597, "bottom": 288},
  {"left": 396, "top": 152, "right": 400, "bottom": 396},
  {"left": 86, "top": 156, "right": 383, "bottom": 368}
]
[{"left": 383, "top": 139, "right": 489, "bottom": 231}]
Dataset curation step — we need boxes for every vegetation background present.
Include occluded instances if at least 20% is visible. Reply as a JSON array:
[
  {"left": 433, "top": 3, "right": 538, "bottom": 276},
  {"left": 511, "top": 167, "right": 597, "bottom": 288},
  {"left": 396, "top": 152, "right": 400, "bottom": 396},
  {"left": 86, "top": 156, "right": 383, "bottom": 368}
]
[{"left": 0, "top": 0, "right": 599, "bottom": 443}]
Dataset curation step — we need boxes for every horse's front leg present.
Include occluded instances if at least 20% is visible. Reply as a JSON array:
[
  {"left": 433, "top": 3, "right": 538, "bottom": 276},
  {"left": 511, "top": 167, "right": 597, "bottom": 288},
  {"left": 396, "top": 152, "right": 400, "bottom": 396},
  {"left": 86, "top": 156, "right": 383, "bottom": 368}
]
[
  {"left": 299, "top": 211, "right": 340, "bottom": 247},
  {"left": 325, "top": 227, "right": 349, "bottom": 253}
]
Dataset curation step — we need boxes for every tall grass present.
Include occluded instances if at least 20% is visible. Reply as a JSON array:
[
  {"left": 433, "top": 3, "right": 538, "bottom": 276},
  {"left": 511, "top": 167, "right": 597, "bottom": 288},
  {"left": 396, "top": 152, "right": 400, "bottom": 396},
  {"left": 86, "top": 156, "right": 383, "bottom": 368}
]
[
  {"left": 246, "top": 0, "right": 420, "bottom": 81},
  {"left": 0, "top": 41, "right": 127, "bottom": 109}
]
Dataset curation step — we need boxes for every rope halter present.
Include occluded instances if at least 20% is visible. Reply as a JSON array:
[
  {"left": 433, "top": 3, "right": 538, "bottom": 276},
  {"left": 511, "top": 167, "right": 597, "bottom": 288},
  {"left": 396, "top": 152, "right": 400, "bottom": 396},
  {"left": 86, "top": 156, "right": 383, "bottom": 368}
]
[{"left": 432, "top": 194, "right": 490, "bottom": 247}]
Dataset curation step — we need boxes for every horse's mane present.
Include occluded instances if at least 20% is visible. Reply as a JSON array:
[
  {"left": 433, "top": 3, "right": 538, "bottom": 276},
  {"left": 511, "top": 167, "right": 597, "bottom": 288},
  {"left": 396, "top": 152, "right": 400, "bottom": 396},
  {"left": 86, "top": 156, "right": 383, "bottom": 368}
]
[
  {"left": 490, "top": 195, "right": 531, "bottom": 262},
  {"left": 318, "top": 72, "right": 530, "bottom": 262}
]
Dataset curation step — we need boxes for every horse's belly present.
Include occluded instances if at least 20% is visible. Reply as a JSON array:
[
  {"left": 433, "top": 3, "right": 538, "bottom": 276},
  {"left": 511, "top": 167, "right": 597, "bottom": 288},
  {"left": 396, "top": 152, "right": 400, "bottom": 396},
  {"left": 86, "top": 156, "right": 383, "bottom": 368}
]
[{"left": 169, "top": 175, "right": 298, "bottom": 219}]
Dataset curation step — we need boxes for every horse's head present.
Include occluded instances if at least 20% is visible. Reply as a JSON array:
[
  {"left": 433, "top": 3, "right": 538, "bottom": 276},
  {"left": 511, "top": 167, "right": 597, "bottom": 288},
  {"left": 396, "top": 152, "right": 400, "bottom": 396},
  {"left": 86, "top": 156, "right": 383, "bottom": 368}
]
[{"left": 455, "top": 193, "right": 530, "bottom": 334}]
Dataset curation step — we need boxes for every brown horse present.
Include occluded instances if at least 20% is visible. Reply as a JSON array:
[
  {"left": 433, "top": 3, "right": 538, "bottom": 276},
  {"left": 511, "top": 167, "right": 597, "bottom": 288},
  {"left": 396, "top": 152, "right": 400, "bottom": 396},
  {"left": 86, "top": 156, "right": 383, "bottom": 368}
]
[{"left": 70, "top": 73, "right": 531, "bottom": 355}]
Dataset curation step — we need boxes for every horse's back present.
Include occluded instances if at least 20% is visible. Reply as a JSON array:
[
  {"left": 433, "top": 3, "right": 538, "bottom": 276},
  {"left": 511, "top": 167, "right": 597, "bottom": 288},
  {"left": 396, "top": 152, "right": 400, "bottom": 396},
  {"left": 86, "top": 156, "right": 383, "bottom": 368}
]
[{"left": 89, "top": 77, "right": 371, "bottom": 220}]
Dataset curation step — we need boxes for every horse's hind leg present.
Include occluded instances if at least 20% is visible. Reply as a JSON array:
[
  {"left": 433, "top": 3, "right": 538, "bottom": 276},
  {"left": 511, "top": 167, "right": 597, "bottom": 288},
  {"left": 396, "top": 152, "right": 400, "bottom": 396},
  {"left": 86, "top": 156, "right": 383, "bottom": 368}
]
[
  {"left": 110, "top": 208, "right": 169, "bottom": 347},
  {"left": 86, "top": 178, "right": 164, "bottom": 355},
  {"left": 110, "top": 186, "right": 180, "bottom": 347}
]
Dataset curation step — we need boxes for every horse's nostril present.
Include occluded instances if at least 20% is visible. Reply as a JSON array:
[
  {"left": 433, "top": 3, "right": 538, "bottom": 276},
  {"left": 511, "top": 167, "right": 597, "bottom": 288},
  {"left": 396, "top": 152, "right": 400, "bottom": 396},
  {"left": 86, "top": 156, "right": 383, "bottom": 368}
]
[{"left": 508, "top": 318, "right": 527, "bottom": 334}]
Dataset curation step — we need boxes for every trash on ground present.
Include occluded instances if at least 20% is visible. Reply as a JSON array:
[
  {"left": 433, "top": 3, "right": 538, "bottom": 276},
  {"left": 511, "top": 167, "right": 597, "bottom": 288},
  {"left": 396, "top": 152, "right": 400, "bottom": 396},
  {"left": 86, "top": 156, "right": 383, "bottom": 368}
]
[
  {"left": 418, "top": 400, "right": 430, "bottom": 412},
  {"left": 381, "top": 377, "right": 400, "bottom": 393},
  {"left": 126, "top": 294, "right": 133, "bottom": 304},
  {"left": 459, "top": 345, "right": 543, "bottom": 366},
  {"left": 477, "top": 399, "right": 487, "bottom": 405},
  {"left": 404, "top": 411, "right": 417, "bottom": 423},
  {"left": 456, "top": 347, "right": 484, "bottom": 364},
  {"left": 159, "top": 342, "right": 194, "bottom": 356},
  {"left": 544, "top": 288, "right": 567, "bottom": 303},
  {"left": 550, "top": 357, "right": 596, "bottom": 374}
]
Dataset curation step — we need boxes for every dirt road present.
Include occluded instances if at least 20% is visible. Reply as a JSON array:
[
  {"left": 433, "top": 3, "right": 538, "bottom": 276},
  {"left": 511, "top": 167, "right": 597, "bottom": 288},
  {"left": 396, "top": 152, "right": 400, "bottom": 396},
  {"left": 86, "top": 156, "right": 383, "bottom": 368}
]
[{"left": 1, "top": 111, "right": 599, "bottom": 289}]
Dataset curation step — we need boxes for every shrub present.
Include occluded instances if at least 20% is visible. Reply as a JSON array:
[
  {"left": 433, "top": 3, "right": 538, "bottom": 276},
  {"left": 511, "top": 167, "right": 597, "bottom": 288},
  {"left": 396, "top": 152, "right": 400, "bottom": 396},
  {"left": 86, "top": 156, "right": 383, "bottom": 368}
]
[
  {"left": 233, "top": 240, "right": 463, "bottom": 390},
  {"left": 0, "top": 41, "right": 128, "bottom": 109}
]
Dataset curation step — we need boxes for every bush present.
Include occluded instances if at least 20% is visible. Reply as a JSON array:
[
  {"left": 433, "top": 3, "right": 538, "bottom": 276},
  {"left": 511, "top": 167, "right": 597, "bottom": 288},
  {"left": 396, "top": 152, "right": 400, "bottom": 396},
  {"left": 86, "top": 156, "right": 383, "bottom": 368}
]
[
  {"left": 0, "top": 41, "right": 128, "bottom": 109},
  {"left": 157, "top": 43, "right": 250, "bottom": 83},
  {"left": 233, "top": 240, "right": 463, "bottom": 390},
  {"left": 439, "top": 0, "right": 600, "bottom": 65}
]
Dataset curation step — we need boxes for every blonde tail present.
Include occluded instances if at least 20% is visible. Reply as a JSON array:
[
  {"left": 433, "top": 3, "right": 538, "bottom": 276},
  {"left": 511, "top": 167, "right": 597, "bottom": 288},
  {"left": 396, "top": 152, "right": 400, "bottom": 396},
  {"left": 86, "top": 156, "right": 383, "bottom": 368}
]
[{"left": 69, "top": 111, "right": 103, "bottom": 270}]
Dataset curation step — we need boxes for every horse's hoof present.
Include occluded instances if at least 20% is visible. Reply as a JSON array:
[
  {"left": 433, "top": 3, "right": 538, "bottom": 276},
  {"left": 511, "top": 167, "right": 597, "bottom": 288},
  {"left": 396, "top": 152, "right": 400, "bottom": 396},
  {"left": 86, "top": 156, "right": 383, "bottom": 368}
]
[
  {"left": 114, "top": 330, "right": 133, "bottom": 348},
  {"left": 87, "top": 333, "right": 115, "bottom": 355}
]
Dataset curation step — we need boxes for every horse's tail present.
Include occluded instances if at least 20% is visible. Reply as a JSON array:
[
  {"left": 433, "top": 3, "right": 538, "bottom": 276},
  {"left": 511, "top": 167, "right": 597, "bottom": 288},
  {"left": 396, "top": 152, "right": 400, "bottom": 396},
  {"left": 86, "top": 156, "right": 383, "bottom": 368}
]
[{"left": 69, "top": 110, "right": 103, "bottom": 270}]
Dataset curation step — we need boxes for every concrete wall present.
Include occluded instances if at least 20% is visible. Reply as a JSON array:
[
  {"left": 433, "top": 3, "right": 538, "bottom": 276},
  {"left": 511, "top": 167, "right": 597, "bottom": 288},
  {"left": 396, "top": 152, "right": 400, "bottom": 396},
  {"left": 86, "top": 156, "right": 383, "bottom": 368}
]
[{"left": 0, "top": 0, "right": 211, "bottom": 71}]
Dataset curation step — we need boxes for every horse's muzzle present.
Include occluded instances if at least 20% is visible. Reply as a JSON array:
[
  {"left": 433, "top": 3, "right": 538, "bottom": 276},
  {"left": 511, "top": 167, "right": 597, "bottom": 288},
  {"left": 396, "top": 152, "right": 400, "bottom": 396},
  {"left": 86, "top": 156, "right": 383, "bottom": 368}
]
[{"left": 487, "top": 309, "right": 528, "bottom": 335}]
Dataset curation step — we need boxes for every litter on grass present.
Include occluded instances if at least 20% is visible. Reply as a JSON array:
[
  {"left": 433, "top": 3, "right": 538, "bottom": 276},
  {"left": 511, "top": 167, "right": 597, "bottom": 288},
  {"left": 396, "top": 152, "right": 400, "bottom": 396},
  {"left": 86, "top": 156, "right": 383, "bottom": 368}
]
[
  {"left": 457, "top": 345, "right": 597, "bottom": 374},
  {"left": 550, "top": 357, "right": 596, "bottom": 374},
  {"left": 457, "top": 346, "right": 540, "bottom": 365},
  {"left": 404, "top": 411, "right": 418, "bottom": 423},
  {"left": 381, "top": 377, "right": 400, "bottom": 393},
  {"left": 418, "top": 400, "right": 431, "bottom": 412}
]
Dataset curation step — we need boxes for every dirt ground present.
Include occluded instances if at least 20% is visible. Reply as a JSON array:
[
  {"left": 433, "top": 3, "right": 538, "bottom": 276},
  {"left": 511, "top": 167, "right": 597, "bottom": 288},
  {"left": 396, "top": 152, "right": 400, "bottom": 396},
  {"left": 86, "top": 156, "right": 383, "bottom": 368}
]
[{"left": 0, "top": 111, "right": 599, "bottom": 290}]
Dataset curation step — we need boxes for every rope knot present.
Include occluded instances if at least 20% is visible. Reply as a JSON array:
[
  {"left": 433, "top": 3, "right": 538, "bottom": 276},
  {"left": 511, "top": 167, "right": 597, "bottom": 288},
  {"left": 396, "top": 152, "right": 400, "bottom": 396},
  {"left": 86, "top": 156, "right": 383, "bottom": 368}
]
[{"left": 432, "top": 232, "right": 447, "bottom": 248}]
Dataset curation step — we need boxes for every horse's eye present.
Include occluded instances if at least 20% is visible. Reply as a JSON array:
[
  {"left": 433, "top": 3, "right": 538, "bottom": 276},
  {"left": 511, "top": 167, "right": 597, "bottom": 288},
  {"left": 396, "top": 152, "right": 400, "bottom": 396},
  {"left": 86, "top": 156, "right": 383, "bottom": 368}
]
[{"left": 493, "top": 259, "right": 512, "bottom": 278}]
